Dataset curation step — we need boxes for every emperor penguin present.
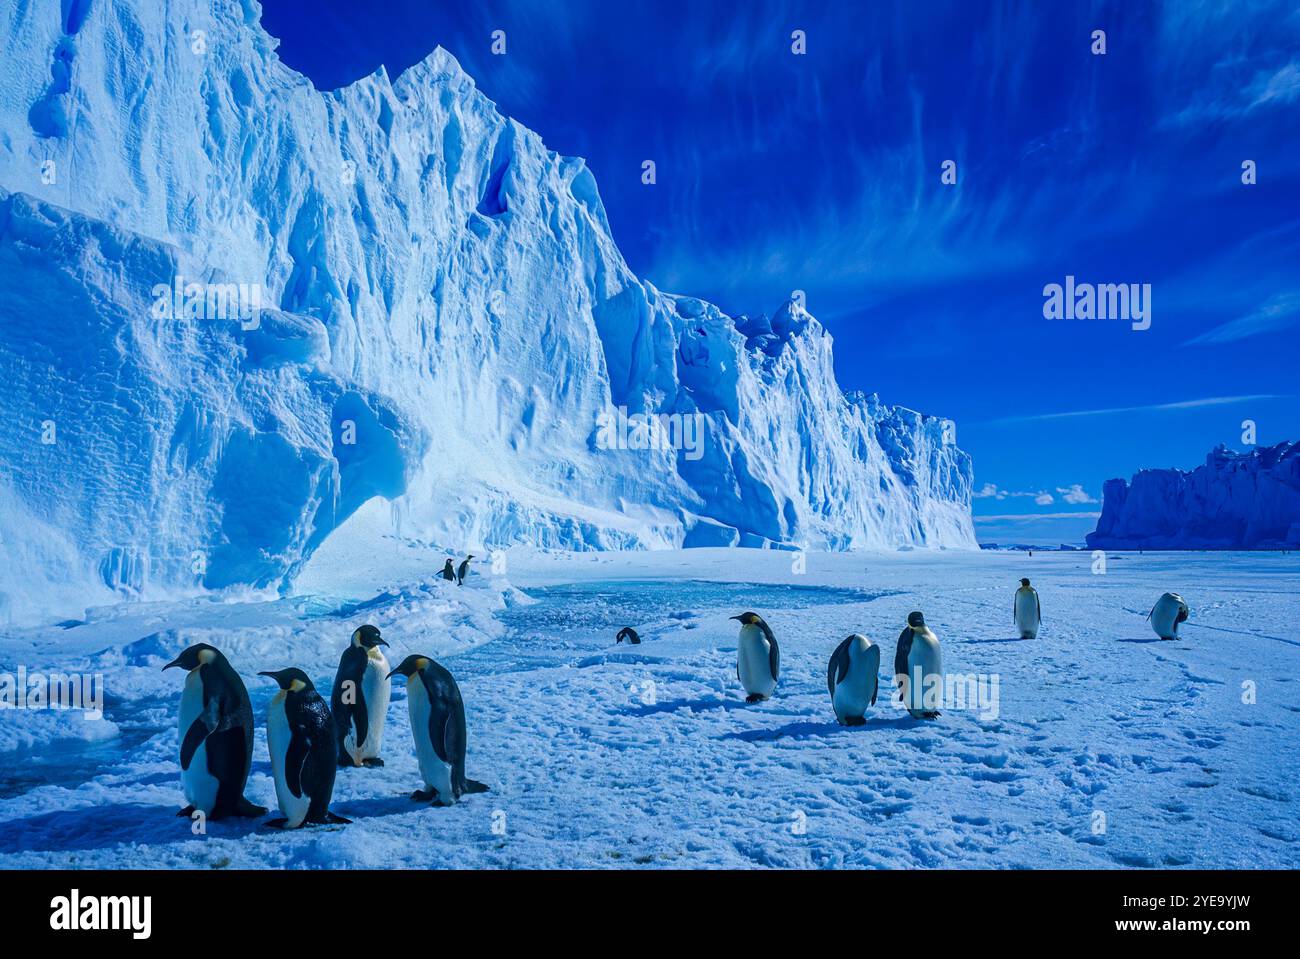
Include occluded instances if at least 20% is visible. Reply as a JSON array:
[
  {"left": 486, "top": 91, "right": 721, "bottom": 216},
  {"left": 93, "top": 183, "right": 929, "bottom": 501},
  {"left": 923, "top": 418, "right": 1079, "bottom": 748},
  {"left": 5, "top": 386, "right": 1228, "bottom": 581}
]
[
  {"left": 1014, "top": 578, "right": 1042, "bottom": 639},
  {"left": 440, "top": 559, "right": 456, "bottom": 582},
  {"left": 894, "top": 611, "right": 943, "bottom": 719},
  {"left": 827, "top": 634, "right": 880, "bottom": 726},
  {"left": 1148, "top": 592, "right": 1189, "bottom": 640},
  {"left": 387, "top": 655, "right": 489, "bottom": 805},
  {"left": 163, "top": 644, "right": 266, "bottom": 820},
  {"left": 258, "top": 669, "right": 350, "bottom": 828},
  {"left": 731, "top": 612, "right": 779, "bottom": 703},
  {"left": 615, "top": 626, "right": 641, "bottom": 645},
  {"left": 331, "top": 624, "right": 390, "bottom": 768},
  {"left": 457, "top": 555, "right": 475, "bottom": 586}
]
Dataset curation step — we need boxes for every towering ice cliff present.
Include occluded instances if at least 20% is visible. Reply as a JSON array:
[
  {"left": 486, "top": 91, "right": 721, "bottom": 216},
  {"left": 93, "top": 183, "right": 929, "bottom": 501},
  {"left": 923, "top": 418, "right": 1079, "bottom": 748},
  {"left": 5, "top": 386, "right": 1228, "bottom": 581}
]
[
  {"left": 1087, "top": 442, "right": 1300, "bottom": 550},
  {"left": 0, "top": 0, "right": 974, "bottom": 622}
]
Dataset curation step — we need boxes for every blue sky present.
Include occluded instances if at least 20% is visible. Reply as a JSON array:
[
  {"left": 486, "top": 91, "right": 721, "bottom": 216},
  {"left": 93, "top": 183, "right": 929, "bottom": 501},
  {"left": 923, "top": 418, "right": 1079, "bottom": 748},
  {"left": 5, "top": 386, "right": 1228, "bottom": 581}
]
[{"left": 261, "top": 0, "right": 1300, "bottom": 544}]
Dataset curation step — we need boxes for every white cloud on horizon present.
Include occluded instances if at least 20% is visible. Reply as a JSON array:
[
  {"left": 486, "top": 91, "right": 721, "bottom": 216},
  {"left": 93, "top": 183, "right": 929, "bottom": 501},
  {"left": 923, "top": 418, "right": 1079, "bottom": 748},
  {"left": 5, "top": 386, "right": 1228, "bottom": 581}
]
[
  {"left": 974, "top": 512, "right": 1102, "bottom": 522},
  {"left": 1056, "top": 484, "right": 1098, "bottom": 504}
]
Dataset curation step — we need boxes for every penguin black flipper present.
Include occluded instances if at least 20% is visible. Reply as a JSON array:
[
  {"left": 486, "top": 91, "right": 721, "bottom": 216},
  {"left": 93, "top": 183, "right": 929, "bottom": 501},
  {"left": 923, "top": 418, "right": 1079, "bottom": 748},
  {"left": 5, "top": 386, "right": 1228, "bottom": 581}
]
[
  {"left": 179, "top": 715, "right": 212, "bottom": 771},
  {"left": 827, "top": 636, "right": 853, "bottom": 697},
  {"left": 759, "top": 620, "right": 780, "bottom": 682},
  {"left": 286, "top": 727, "right": 311, "bottom": 799},
  {"left": 894, "top": 627, "right": 914, "bottom": 681},
  {"left": 331, "top": 645, "right": 369, "bottom": 765},
  {"left": 864, "top": 642, "right": 881, "bottom": 706},
  {"left": 419, "top": 666, "right": 457, "bottom": 767}
]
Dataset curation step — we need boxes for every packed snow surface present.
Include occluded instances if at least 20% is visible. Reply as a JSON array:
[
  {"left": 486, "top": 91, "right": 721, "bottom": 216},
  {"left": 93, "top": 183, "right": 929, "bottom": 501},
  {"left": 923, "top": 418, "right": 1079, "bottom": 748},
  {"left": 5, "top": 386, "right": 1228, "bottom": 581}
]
[
  {"left": 0, "top": 548, "right": 1295, "bottom": 869},
  {"left": 1088, "top": 442, "right": 1300, "bottom": 550}
]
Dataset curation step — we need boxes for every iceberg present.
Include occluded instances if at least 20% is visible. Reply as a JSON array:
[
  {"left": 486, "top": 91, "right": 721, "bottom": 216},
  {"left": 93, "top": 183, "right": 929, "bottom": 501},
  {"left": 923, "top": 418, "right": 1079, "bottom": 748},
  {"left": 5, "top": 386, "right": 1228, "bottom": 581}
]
[
  {"left": 0, "top": 0, "right": 974, "bottom": 623},
  {"left": 1087, "top": 442, "right": 1300, "bottom": 550}
]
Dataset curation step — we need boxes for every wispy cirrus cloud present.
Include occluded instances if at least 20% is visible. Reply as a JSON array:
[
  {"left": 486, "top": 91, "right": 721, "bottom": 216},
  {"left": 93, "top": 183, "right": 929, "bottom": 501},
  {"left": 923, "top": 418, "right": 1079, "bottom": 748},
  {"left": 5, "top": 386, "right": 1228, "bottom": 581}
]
[
  {"left": 1183, "top": 292, "right": 1300, "bottom": 346},
  {"left": 983, "top": 395, "right": 1285, "bottom": 426}
]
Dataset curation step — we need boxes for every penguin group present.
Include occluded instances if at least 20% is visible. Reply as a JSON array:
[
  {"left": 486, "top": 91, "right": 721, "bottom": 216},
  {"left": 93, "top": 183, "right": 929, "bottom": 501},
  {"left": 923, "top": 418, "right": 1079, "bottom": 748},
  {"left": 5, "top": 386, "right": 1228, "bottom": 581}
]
[
  {"left": 163, "top": 624, "right": 489, "bottom": 829},
  {"left": 720, "top": 578, "right": 1187, "bottom": 725},
  {"left": 164, "top": 575, "right": 1189, "bottom": 820},
  {"left": 441, "top": 555, "right": 475, "bottom": 586}
]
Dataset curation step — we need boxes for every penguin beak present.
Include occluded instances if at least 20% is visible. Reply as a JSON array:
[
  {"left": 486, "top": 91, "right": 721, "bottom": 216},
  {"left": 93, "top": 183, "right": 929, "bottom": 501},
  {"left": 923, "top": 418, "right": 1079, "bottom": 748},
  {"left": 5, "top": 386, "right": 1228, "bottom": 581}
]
[
  {"left": 729, "top": 615, "right": 742, "bottom": 621},
  {"left": 385, "top": 667, "right": 401, "bottom": 680},
  {"left": 376, "top": 638, "right": 389, "bottom": 647},
  {"left": 162, "top": 657, "right": 182, "bottom": 671}
]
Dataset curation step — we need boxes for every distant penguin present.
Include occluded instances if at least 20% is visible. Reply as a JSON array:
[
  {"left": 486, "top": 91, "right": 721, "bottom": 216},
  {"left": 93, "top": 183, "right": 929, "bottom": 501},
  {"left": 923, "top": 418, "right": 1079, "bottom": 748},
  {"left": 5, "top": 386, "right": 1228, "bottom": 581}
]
[
  {"left": 164, "top": 644, "right": 266, "bottom": 820},
  {"left": 332, "top": 624, "right": 390, "bottom": 768},
  {"left": 387, "top": 655, "right": 489, "bottom": 805},
  {"left": 894, "top": 611, "right": 943, "bottom": 719},
  {"left": 616, "top": 627, "right": 641, "bottom": 645},
  {"left": 259, "top": 669, "right": 350, "bottom": 828},
  {"left": 1014, "top": 578, "right": 1041, "bottom": 639},
  {"left": 827, "top": 634, "right": 880, "bottom": 726},
  {"left": 731, "top": 612, "right": 779, "bottom": 703},
  {"left": 457, "top": 555, "right": 475, "bottom": 586},
  {"left": 441, "top": 559, "right": 456, "bottom": 582},
  {"left": 1148, "top": 592, "right": 1189, "bottom": 640}
]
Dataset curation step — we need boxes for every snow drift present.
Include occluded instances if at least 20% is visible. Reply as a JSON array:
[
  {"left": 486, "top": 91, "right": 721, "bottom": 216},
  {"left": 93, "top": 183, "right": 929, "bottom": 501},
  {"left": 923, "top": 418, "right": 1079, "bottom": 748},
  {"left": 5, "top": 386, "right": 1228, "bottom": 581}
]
[
  {"left": 0, "top": 0, "right": 974, "bottom": 622},
  {"left": 1087, "top": 442, "right": 1300, "bottom": 550}
]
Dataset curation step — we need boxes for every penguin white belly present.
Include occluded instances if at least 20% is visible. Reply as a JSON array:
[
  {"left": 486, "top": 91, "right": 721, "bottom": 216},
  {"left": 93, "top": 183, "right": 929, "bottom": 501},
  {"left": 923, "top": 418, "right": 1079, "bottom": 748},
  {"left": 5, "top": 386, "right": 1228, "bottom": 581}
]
[
  {"left": 406, "top": 677, "right": 455, "bottom": 804},
  {"left": 178, "top": 671, "right": 220, "bottom": 814},
  {"left": 1014, "top": 591, "right": 1040, "bottom": 638},
  {"left": 904, "top": 631, "right": 943, "bottom": 712},
  {"left": 267, "top": 694, "right": 311, "bottom": 828},
  {"left": 1150, "top": 594, "right": 1186, "bottom": 639},
  {"left": 833, "top": 643, "right": 878, "bottom": 721},
  {"left": 737, "top": 625, "right": 776, "bottom": 698},
  {"left": 357, "top": 651, "right": 390, "bottom": 760}
]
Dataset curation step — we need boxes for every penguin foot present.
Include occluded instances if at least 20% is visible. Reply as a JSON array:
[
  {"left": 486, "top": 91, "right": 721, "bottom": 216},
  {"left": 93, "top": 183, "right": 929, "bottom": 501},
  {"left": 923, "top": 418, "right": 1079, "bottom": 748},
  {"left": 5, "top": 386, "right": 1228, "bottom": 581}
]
[
  {"left": 234, "top": 797, "right": 268, "bottom": 817},
  {"left": 462, "top": 778, "right": 490, "bottom": 794},
  {"left": 745, "top": 693, "right": 764, "bottom": 703},
  {"left": 920, "top": 711, "right": 941, "bottom": 720},
  {"left": 362, "top": 757, "right": 385, "bottom": 767},
  {"left": 410, "top": 789, "right": 436, "bottom": 802},
  {"left": 264, "top": 818, "right": 290, "bottom": 829},
  {"left": 308, "top": 811, "right": 352, "bottom": 825},
  {"left": 176, "top": 805, "right": 196, "bottom": 818},
  {"left": 844, "top": 716, "right": 867, "bottom": 727}
]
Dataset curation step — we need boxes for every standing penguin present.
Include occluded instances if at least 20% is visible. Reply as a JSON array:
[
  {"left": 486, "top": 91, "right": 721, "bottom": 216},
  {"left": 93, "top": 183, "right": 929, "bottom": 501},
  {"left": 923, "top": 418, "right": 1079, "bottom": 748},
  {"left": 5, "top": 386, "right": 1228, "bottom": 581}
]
[
  {"left": 387, "top": 655, "right": 489, "bottom": 805},
  {"left": 331, "top": 624, "right": 390, "bottom": 768},
  {"left": 1148, "top": 592, "right": 1189, "bottom": 640},
  {"left": 457, "top": 555, "right": 475, "bottom": 586},
  {"left": 894, "top": 611, "right": 943, "bottom": 719},
  {"left": 163, "top": 644, "right": 266, "bottom": 820},
  {"left": 259, "top": 669, "right": 350, "bottom": 828},
  {"left": 731, "top": 612, "right": 779, "bottom": 703},
  {"left": 615, "top": 626, "right": 641, "bottom": 645},
  {"left": 827, "top": 634, "right": 880, "bottom": 726},
  {"left": 440, "top": 559, "right": 456, "bottom": 582},
  {"left": 1014, "top": 578, "right": 1042, "bottom": 639}
]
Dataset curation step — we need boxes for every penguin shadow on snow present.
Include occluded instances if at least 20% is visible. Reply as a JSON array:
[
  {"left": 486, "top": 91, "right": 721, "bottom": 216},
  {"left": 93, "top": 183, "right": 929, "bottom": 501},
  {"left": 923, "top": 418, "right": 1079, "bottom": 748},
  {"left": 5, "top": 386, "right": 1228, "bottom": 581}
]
[
  {"left": 0, "top": 802, "right": 266, "bottom": 853},
  {"left": 625, "top": 696, "right": 752, "bottom": 717},
  {"left": 720, "top": 714, "right": 916, "bottom": 742},
  {"left": 327, "top": 792, "right": 428, "bottom": 822}
]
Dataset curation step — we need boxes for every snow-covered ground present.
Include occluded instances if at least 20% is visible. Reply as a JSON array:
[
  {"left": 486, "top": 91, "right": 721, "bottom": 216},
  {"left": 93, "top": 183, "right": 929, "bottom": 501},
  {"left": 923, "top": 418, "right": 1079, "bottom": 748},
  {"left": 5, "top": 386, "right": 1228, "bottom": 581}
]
[{"left": 0, "top": 548, "right": 1295, "bottom": 868}]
